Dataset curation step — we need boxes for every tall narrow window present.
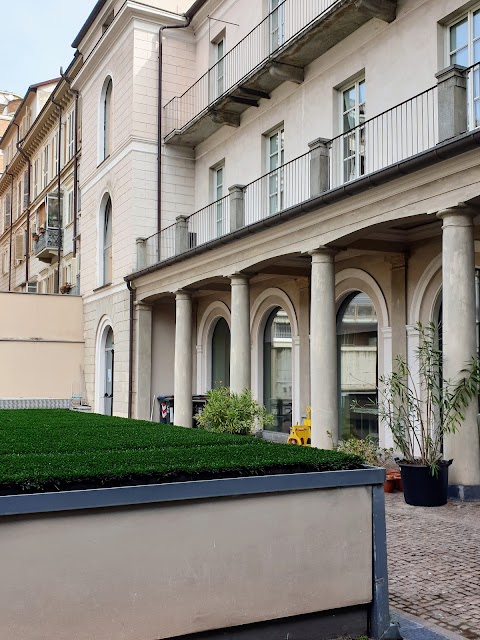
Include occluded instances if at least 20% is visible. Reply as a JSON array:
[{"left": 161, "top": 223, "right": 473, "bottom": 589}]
[
  {"left": 42, "top": 145, "right": 49, "bottom": 189},
  {"left": 33, "top": 157, "right": 40, "bottom": 198},
  {"left": 211, "top": 318, "right": 230, "bottom": 388},
  {"left": 268, "top": 127, "right": 284, "bottom": 215},
  {"left": 101, "top": 78, "right": 113, "bottom": 161},
  {"left": 263, "top": 307, "right": 292, "bottom": 433},
  {"left": 341, "top": 79, "right": 366, "bottom": 183},
  {"left": 17, "top": 180, "right": 22, "bottom": 219},
  {"left": 337, "top": 292, "right": 378, "bottom": 440},
  {"left": 215, "top": 39, "right": 225, "bottom": 98},
  {"left": 214, "top": 164, "right": 225, "bottom": 237},
  {"left": 270, "top": 0, "right": 285, "bottom": 52},
  {"left": 67, "top": 111, "right": 75, "bottom": 161},
  {"left": 449, "top": 8, "right": 480, "bottom": 129},
  {"left": 103, "top": 196, "right": 113, "bottom": 285},
  {"left": 52, "top": 133, "right": 58, "bottom": 177},
  {"left": 4, "top": 192, "right": 11, "bottom": 228}
]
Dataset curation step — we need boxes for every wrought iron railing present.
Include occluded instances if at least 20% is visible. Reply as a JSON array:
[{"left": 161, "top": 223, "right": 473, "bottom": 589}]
[
  {"left": 33, "top": 228, "right": 62, "bottom": 255},
  {"left": 140, "top": 75, "right": 478, "bottom": 272},
  {"left": 163, "top": 0, "right": 341, "bottom": 136}
]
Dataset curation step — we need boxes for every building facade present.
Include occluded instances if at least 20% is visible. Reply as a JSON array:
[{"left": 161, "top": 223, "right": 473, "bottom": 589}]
[{"left": 2, "top": 0, "right": 480, "bottom": 492}]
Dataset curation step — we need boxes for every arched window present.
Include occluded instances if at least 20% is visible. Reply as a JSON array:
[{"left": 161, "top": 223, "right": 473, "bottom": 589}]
[
  {"left": 102, "top": 196, "right": 112, "bottom": 285},
  {"left": 104, "top": 327, "right": 114, "bottom": 416},
  {"left": 263, "top": 307, "right": 292, "bottom": 433},
  {"left": 337, "top": 292, "right": 378, "bottom": 440},
  {"left": 100, "top": 77, "right": 112, "bottom": 161},
  {"left": 211, "top": 318, "right": 230, "bottom": 389}
]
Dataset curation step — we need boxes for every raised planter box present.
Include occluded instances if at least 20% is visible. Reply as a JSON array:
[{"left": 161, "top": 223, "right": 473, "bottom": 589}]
[{"left": 0, "top": 467, "right": 389, "bottom": 640}]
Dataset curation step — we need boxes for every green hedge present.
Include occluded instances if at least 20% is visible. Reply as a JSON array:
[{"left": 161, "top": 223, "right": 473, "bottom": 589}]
[{"left": 0, "top": 410, "right": 363, "bottom": 493}]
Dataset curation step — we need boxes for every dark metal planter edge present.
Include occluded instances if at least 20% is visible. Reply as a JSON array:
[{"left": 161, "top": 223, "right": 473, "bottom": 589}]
[{"left": 0, "top": 466, "right": 385, "bottom": 517}]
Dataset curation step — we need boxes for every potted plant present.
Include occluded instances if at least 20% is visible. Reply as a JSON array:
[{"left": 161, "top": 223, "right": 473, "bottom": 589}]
[
  {"left": 60, "top": 282, "right": 72, "bottom": 294},
  {"left": 39, "top": 226, "right": 46, "bottom": 235},
  {"left": 378, "top": 322, "right": 480, "bottom": 507},
  {"left": 32, "top": 231, "right": 39, "bottom": 242}
]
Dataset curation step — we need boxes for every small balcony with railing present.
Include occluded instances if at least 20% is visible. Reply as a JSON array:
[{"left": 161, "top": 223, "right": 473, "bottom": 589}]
[
  {"left": 33, "top": 227, "right": 63, "bottom": 262},
  {"left": 137, "top": 63, "right": 480, "bottom": 274},
  {"left": 164, "top": 0, "right": 398, "bottom": 147}
]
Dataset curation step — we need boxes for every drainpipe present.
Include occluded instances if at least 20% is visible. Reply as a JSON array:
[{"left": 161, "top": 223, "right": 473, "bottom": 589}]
[
  {"left": 60, "top": 68, "right": 80, "bottom": 259},
  {"left": 16, "top": 140, "right": 31, "bottom": 286},
  {"left": 157, "top": 17, "right": 191, "bottom": 235},
  {"left": 5, "top": 171, "right": 14, "bottom": 291},
  {"left": 52, "top": 98, "right": 63, "bottom": 294},
  {"left": 127, "top": 280, "right": 135, "bottom": 418}
]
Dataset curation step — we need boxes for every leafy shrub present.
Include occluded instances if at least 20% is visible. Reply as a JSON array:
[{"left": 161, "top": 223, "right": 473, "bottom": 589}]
[
  {"left": 331, "top": 433, "right": 393, "bottom": 467},
  {"left": 195, "top": 387, "right": 273, "bottom": 435}
]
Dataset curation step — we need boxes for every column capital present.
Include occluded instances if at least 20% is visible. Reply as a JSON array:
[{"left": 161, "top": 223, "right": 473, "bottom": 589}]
[
  {"left": 435, "top": 64, "right": 467, "bottom": 84},
  {"left": 134, "top": 301, "right": 152, "bottom": 311},
  {"left": 309, "top": 247, "right": 338, "bottom": 262},
  {"left": 175, "top": 214, "right": 189, "bottom": 223},
  {"left": 308, "top": 137, "right": 330, "bottom": 151},
  {"left": 228, "top": 184, "right": 246, "bottom": 193},
  {"left": 175, "top": 289, "right": 192, "bottom": 300},
  {"left": 229, "top": 273, "right": 250, "bottom": 285},
  {"left": 437, "top": 203, "right": 479, "bottom": 224}
]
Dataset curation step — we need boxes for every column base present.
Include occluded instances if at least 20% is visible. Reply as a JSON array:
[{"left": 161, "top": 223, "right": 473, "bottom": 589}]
[{"left": 448, "top": 484, "right": 480, "bottom": 501}]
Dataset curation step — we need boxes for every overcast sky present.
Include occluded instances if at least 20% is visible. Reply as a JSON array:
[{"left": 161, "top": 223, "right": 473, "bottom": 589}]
[{"left": 1, "top": 0, "right": 99, "bottom": 97}]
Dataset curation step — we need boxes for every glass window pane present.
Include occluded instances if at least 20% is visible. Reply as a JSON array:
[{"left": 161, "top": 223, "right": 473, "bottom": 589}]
[
  {"left": 451, "top": 46, "right": 469, "bottom": 66},
  {"left": 474, "top": 39, "right": 480, "bottom": 64},
  {"left": 450, "top": 18, "right": 468, "bottom": 52},
  {"left": 264, "top": 308, "right": 292, "bottom": 433},
  {"left": 358, "top": 80, "right": 366, "bottom": 105},
  {"left": 343, "top": 87, "right": 355, "bottom": 113},
  {"left": 474, "top": 10, "right": 480, "bottom": 39},
  {"left": 269, "top": 133, "right": 278, "bottom": 156},
  {"left": 211, "top": 318, "right": 230, "bottom": 388},
  {"left": 337, "top": 292, "right": 378, "bottom": 440}
]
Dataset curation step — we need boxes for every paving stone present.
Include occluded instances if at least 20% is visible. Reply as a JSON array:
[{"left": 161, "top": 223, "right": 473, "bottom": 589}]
[{"left": 386, "top": 493, "right": 480, "bottom": 640}]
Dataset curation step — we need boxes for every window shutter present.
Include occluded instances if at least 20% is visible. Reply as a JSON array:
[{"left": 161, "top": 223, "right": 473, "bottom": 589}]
[
  {"left": 5, "top": 193, "right": 11, "bottom": 227},
  {"left": 15, "top": 231, "right": 25, "bottom": 262},
  {"left": 23, "top": 170, "right": 29, "bottom": 208}
]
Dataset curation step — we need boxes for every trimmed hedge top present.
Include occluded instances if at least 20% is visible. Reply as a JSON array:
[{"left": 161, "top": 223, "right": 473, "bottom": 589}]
[{"left": 0, "top": 410, "right": 364, "bottom": 494}]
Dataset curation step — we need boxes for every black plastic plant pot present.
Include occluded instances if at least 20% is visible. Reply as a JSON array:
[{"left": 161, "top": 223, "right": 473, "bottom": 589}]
[{"left": 399, "top": 460, "right": 453, "bottom": 507}]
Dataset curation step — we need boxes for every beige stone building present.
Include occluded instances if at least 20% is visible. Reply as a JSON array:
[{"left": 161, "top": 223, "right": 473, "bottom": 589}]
[{"left": 2, "top": 0, "right": 480, "bottom": 494}]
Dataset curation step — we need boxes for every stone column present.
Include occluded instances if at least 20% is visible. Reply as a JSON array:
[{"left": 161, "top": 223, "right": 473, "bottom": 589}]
[
  {"left": 310, "top": 248, "right": 338, "bottom": 448},
  {"left": 437, "top": 205, "right": 480, "bottom": 487},
  {"left": 386, "top": 254, "right": 407, "bottom": 363},
  {"left": 136, "top": 238, "right": 147, "bottom": 271},
  {"left": 435, "top": 65, "right": 467, "bottom": 143},
  {"left": 175, "top": 215, "right": 189, "bottom": 255},
  {"left": 230, "top": 274, "right": 251, "bottom": 394},
  {"left": 135, "top": 302, "right": 152, "bottom": 421},
  {"left": 174, "top": 290, "right": 193, "bottom": 427},
  {"left": 228, "top": 185, "right": 246, "bottom": 232},
  {"left": 308, "top": 138, "right": 330, "bottom": 196}
]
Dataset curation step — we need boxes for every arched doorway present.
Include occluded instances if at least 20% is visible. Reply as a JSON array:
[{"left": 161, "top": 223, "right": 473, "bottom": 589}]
[
  {"left": 263, "top": 307, "right": 292, "bottom": 433},
  {"left": 104, "top": 327, "right": 114, "bottom": 415},
  {"left": 211, "top": 317, "right": 230, "bottom": 388},
  {"left": 337, "top": 292, "right": 378, "bottom": 440}
]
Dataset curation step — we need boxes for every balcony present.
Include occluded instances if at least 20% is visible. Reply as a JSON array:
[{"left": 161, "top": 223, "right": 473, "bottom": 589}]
[
  {"left": 137, "top": 64, "right": 480, "bottom": 274},
  {"left": 33, "top": 228, "right": 62, "bottom": 263},
  {"left": 164, "top": 0, "right": 398, "bottom": 147}
]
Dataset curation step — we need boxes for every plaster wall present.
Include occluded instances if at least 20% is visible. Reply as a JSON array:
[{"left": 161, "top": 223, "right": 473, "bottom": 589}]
[
  {"left": 0, "top": 293, "right": 84, "bottom": 399},
  {"left": 0, "top": 487, "right": 372, "bottom": 640}
]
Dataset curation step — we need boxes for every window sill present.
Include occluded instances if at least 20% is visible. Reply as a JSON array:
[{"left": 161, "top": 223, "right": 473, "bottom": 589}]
[
  {"left": 93, "top": 282, "right": 112, "bottom": 293},
  {"left": 96, "top": 154, "right": 111, "bottom": 170}
]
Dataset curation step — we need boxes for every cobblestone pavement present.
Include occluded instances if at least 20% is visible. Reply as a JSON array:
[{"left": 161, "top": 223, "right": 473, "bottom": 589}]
[{"left": 385, "top": 493, "right": 480, "bottom": 640}]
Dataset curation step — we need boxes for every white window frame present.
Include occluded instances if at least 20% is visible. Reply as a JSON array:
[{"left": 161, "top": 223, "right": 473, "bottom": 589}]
[
  {"left": 99, "top": 78, "right": 113, "bottom": 163},
  {"left": 17, "top": 180, "right": 22, "bottom": 219},
  {"left": 447, "top": 6, "right": 480, "bottom": 130},
  {"left": 4, "top": 192, "right": 11, "bottom": 228},
  {"left": 33, "top": 157, "right": 40, "bottom": 198},
  {"left": 67, "top": 111, "right": 75, "bottom": 161},
  {"left": 213, "top": 163, "right": 225, "bottom": 237},
  {"left": 66, "top": 190, "right": 74, "bottom": 226},
  {"left": 270, "top": 0, "right": 285, "bottom": 52},
  {"left": 215, "top": 38, "right": 225, "bottom": 99},
  {"left": 267, "top": 127, "right": 284, "bottom": 215},
  {"left": 340, "top": 78, "right": 366, "bottom": 183},
  {"left": 52, "top": 132, "right": 58, "bottom": 177},
  {"left": 42, "top": 145, "right": 49, "bottom": 189}
]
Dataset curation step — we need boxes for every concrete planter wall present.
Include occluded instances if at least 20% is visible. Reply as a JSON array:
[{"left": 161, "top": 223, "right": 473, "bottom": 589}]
[{"left": 0, "top": 467, "right": 389, "bottom": 640}]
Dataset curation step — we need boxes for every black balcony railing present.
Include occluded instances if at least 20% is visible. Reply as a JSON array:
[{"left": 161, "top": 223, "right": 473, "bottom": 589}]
[
  {"left": 33, "top": 228, "right": 62, "bottom": 256},
  {"left": 163, "top": 0, "right": 342, "bottom": 136},
  {"left": 141, "top": 68, "right": 478, "bottom": 272}
]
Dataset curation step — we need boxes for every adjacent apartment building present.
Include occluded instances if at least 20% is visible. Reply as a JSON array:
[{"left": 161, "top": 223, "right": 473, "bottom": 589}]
[{"left": 2, "top": 0, "right": 480, "bottom": 492}]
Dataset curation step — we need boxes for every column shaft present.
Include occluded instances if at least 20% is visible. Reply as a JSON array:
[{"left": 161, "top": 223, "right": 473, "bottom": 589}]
[
  {"left": 439, "top": 208, "right": 480, "bottom": 486},
  {"left": 135, "top": 303, "right": 152, "bottom": 421},
  {"left": 310, "top": 249, "right": 338, "bottom": 448},
  {"left": 230, "top": 275, "right": 250, "bottom": 394},
  {"left": 174, "top": 291, "right": 193, "bottom": 427}
]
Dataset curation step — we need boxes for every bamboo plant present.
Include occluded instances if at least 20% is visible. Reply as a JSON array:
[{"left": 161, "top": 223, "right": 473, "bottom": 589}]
[{"left": 377, "top": 322, "right": 480, "bottom": 474}]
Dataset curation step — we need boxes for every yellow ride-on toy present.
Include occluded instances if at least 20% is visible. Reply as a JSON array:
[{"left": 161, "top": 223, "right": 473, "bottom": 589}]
[{"left": 287, "top": 407, "right": 312, "bottom": 446}]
